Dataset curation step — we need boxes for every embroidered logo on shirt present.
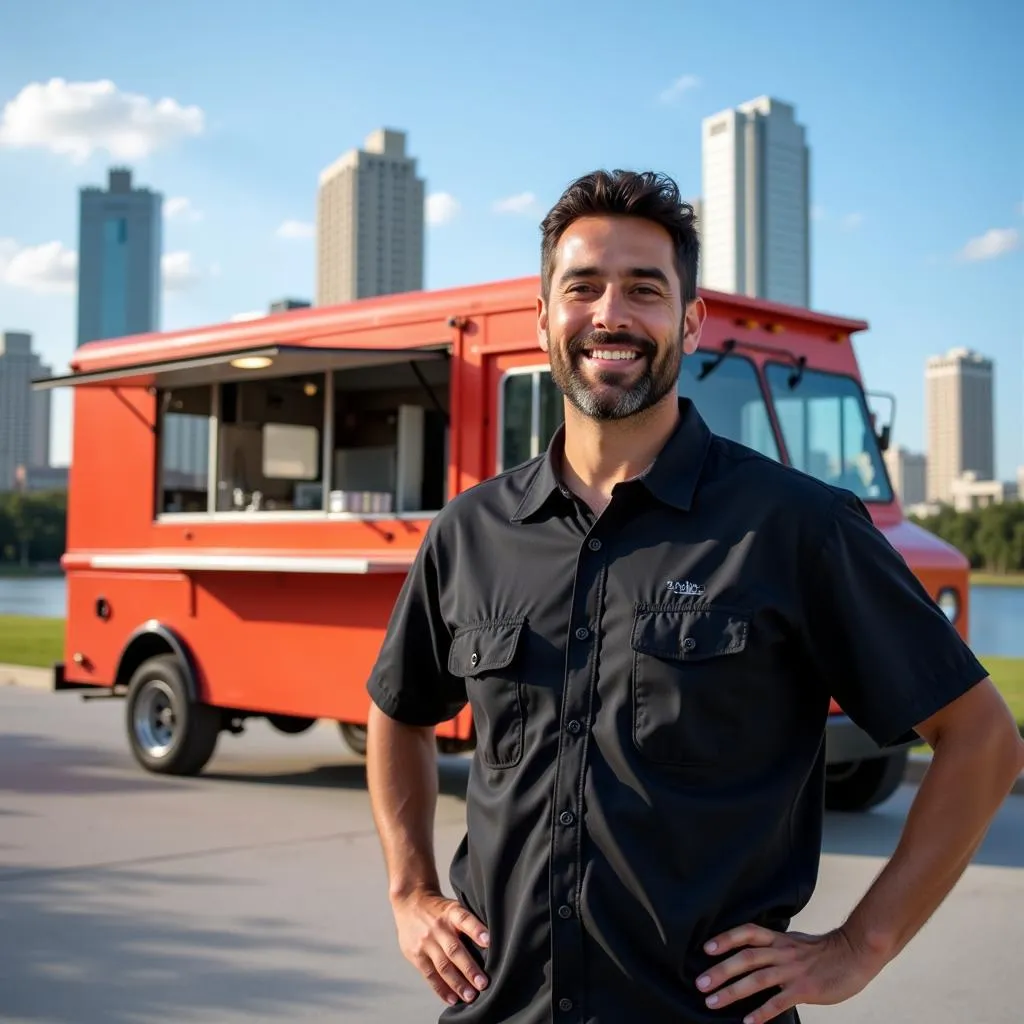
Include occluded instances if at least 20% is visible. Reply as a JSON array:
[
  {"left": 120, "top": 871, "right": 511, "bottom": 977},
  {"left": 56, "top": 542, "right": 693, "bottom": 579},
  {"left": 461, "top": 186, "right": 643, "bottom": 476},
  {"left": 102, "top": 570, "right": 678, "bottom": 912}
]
[{"left": 665, "top": 579, "right": 705, "bottom": 596}]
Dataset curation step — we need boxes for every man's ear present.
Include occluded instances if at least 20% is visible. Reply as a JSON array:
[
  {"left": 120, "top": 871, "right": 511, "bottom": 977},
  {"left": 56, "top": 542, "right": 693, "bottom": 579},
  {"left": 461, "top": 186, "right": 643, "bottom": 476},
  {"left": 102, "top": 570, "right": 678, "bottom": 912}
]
[
  {"left": 537, "top": 295, "right": 550, "bottom": 353},
  {"left": 683, "top": 296, "right": 706, "bottom": 355}
]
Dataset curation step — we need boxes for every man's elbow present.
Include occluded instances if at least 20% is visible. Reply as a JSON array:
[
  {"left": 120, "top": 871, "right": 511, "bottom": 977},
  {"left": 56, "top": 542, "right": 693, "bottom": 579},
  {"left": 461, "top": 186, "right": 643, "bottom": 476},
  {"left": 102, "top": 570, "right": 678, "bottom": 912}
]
[{"left": 923, "top": 679, "right": 1024, "bottom": 790}]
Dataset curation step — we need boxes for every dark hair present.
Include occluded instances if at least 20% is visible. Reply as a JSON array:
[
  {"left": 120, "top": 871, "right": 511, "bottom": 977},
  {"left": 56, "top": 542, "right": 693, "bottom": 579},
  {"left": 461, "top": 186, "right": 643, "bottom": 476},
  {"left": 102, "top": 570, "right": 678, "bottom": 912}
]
[{"left": 540, "top": 169, "right": 699, "bottom": 303}]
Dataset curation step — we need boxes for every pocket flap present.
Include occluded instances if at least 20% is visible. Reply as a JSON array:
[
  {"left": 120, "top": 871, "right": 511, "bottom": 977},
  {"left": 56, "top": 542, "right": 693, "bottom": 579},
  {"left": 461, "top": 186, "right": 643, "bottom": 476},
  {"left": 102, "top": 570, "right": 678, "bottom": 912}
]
[
  {"left": 631, "top": 607, "right": 749, "bottom": 662},
  {"left": 448, "top": 617, "right": 526, "bottom": 676}
]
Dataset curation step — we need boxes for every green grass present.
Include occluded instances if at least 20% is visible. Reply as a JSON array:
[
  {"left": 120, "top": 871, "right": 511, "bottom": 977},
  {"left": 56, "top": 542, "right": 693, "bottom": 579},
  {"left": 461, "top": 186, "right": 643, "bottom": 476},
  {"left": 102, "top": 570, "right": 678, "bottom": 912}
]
[
  {"left": 0, "top": 615, "right": 65, "bottom": 668},
  {"left": 981, "top": 656, "right": 1024, "bottom": 726}
]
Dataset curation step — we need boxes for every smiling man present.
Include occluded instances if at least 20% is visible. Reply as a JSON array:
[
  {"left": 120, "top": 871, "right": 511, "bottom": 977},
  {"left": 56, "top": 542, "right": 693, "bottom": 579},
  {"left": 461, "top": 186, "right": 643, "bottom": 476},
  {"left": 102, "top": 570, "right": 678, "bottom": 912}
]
[{"left": 365, "top": 169, "right": 1024, "bottom": 1024}]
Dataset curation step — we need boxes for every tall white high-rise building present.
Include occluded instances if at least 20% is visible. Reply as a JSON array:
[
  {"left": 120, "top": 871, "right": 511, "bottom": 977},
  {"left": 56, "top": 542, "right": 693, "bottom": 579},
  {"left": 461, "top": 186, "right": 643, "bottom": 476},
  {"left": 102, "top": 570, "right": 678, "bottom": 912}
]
[
  {"left": 0, "top": 331, "right": 52, "bottom": 491},
  {"left": 316, "top": 128, "right": 425, "bottom": 306},
  {"left": 925, "top": 347, "right": 995, "bottom": 504},
  {"left": 699, "top": 96, "right": 811, "bottom": 308}
]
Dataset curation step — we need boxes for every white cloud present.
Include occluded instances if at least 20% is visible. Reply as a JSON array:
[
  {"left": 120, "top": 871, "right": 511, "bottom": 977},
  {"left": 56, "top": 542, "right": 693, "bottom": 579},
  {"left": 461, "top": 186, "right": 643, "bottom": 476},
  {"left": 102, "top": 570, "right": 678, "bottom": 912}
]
[
  {"left": 659, "top": 75, "right": 701, "bottom": 104},
  {"left": 811, "top": 205, "right": 826, "bottom": 222},
  {"left": 493, "top": 191, "right": 539, "bottom": 216},
  {"left": 276, "top": 219, "right": 314, "bottom": 239},
  {"left": 162, "top": 251, "right": 200, "bottom": 291},
  {"left": 958, "top": 227, "right": 1020, "bottom": 263},
  {"left": 0, "top": 239, "right": 206, "bottom": 295},
  {"left": 841, "top": 212, "right": 864, "bottom": 230},
  {"left": 165, "top": 196, "right": 203, "bottom": 222},
  {"left": 0, "top": 78, "right": 204, "bottom": 163},
  {"left": 0, "top": 238, "right": 77, "bottom": 293},
  {"left": 426, "top": 192, "right": 460, "bottom": 226}
]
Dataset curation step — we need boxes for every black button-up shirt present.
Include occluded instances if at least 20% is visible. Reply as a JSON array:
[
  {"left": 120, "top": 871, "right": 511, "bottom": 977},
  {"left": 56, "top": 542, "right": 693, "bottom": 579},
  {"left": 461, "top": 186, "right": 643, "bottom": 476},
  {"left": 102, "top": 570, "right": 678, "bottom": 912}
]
[{"left": 367, "top": 397, "right": 987, "bottom": 1024}]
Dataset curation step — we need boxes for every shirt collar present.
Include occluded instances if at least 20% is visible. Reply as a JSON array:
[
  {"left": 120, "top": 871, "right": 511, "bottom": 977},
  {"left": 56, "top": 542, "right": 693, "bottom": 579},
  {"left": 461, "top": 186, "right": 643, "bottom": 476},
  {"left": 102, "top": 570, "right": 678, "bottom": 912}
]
[{"left": 510, "top": 397, "right": 713, "bottom": 523}]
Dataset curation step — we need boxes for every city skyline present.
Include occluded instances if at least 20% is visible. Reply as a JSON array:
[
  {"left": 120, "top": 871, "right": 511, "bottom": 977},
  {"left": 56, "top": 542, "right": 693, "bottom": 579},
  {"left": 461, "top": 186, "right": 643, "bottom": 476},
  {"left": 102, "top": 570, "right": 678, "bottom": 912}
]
[{"left": 0, "top": 0, "right": 1020, "bottom": 478}]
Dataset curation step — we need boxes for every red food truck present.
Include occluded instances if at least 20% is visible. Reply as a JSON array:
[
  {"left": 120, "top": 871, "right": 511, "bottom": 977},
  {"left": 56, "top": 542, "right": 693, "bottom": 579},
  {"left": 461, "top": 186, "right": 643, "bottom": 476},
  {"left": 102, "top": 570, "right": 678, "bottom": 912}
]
[{"left": 34, "top": 276, "right": 970, "bottom": 811}]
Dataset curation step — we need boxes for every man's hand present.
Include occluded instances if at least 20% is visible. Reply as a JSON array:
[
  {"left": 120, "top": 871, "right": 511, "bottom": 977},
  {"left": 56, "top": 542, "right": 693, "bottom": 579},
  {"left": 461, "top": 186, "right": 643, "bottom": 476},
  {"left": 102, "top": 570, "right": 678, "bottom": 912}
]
[
  {"left": 392, "top": 889, "right": 491, "bottom": 1007},
  {"left": 695, "top": 924, "right": 884, "bottom": 1023}
]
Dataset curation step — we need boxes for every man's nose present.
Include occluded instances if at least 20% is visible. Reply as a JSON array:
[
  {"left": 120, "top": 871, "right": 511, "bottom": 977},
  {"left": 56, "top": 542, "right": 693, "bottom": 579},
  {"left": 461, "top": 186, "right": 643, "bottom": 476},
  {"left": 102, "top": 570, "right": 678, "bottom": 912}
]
[{"left": 592, "top": 287, "right": 632, "bottom": 332}]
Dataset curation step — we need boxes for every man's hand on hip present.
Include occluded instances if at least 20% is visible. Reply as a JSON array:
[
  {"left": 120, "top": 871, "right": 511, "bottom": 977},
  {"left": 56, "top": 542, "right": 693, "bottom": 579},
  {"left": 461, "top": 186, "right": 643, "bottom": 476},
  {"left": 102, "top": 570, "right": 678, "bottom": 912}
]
[
  {"left": 696, "top": 923, "right": 883, "bottom": 1023},
  {"left": 392, "top": 889, "right": 491, "bottom": 1007}
]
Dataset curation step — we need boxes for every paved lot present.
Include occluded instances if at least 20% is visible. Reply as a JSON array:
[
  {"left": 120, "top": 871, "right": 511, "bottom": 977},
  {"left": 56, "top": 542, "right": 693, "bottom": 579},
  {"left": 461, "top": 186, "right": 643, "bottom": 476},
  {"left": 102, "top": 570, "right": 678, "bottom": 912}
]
[{"left": 1, "top": 684, "right": 1022, "bottom": 1023}]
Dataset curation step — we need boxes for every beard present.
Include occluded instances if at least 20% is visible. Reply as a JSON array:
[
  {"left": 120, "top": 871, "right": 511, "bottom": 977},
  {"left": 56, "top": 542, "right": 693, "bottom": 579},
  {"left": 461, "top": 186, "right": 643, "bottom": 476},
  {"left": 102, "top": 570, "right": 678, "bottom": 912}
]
[{"left": 548, "top": 327, "right": 683, "bottom": 421}]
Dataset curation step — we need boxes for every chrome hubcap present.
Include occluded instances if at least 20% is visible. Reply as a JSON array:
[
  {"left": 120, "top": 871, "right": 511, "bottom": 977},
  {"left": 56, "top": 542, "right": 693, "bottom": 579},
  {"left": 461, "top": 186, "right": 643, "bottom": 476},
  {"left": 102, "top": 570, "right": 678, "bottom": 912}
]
[{"left": 134, "top": 680, "right": 177, "bottom": 757}]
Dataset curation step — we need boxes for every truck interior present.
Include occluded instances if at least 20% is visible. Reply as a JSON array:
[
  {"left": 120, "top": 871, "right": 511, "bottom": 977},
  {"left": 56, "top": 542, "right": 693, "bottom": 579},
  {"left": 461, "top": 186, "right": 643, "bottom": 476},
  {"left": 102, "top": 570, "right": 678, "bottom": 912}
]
[{"left": 156, "top": 347, "right": 451, "bottom": 518}]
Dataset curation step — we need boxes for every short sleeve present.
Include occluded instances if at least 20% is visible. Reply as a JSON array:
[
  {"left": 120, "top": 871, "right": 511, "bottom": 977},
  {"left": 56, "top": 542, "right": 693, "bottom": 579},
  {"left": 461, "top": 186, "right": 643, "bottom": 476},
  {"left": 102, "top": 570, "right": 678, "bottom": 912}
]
[
  {"left": 366, "top": 525, "right": 467, "bottom": 726},
  {"left": 800, "top": 492, "right": 989, "bottom": 748}
]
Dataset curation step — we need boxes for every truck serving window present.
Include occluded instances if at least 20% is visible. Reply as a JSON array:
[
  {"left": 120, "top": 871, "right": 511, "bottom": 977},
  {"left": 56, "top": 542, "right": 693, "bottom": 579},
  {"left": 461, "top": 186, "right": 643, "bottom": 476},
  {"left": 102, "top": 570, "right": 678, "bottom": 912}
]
[
  {"left": 678, "top": 353, "right": 780, "bottom": 461},
  {"left": 499, "top": 368, "right": 564, "bottom": 471},
  {"left": 156, "top": 349, "right": 451, "bottom": 518},
  {"left": 764, "top": 363, "right": 893, "bottom": 502}
]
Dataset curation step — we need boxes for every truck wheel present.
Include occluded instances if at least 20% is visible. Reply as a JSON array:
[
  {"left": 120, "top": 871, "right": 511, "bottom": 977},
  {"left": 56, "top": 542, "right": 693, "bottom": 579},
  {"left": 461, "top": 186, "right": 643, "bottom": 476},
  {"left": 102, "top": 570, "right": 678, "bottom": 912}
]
[
  {"left": 339, "top": 722, "right": 368, "bottom": 756},
  {"left": 824, "top": 750, "right": 908, "bottom": 812},
  {"left": 267, "top": 714, "right": 317, "bottom": 735},
  {"left": 125, "top": 654, "right": 221, "bottom": 776}
]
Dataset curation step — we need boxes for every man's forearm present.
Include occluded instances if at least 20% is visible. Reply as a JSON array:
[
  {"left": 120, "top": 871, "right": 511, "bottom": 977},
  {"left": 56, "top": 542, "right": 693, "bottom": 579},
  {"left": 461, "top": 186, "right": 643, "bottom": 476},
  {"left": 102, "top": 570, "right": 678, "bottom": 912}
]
[
  {"left": 841, "top": 721, "right": 1022, "bottom": 966},
  {"left": 366, "top": 703, "right": 442, "bottom": 904}
]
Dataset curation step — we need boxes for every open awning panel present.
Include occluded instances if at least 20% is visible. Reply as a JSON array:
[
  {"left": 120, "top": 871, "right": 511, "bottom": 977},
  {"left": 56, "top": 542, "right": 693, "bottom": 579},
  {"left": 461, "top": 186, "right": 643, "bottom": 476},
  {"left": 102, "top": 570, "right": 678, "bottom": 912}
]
[{"left": 32, "top": 344, "right": 450, "bottom": 391}]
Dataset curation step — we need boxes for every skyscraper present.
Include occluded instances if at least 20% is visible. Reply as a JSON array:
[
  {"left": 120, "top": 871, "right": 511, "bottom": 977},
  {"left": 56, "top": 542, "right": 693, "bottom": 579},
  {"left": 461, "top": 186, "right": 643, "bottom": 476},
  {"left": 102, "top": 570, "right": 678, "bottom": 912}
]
[
  {"left": 77, "top": 167, "right": 162, "bottom": 346},
  {"left": 0, "top": 332, "right": 52, "bottom": 491},
  {"left": 883, "top": 445, "right": 928, "bottom": 507},
  {"left": 316, "top": 128, "right": 425, "bottom": 306},
  {"left": 925, "top": 347, "right": 995, "bottom": 503},
  {"left": 699, "top": 96, "right": 811, "bottom": 308}
]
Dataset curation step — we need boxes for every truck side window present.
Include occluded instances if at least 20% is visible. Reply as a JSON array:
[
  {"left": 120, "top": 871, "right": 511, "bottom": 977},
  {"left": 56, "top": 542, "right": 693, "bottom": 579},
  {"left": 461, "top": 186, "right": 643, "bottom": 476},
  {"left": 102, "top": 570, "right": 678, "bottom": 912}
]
[
  {"left": 499, "top": 369, "right": 565, "bottom": 471},
  {"left": 158, "top": 385, "right": 212, "bottom": 514}
]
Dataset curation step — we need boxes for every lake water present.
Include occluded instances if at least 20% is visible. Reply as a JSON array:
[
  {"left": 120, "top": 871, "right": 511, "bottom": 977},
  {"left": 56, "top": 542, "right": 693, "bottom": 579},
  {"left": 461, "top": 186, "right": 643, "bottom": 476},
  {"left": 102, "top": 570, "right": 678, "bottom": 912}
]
[{"left": 1, "top": 574, "right": 1022, "bottom": 658}]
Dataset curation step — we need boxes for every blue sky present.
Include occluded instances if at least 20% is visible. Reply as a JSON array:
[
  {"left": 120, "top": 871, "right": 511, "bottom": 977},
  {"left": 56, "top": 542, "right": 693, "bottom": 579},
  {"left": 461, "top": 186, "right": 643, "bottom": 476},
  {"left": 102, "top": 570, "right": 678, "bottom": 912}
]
[{"left": 2, "top": 0, "right": 1021, "bottom": 477}]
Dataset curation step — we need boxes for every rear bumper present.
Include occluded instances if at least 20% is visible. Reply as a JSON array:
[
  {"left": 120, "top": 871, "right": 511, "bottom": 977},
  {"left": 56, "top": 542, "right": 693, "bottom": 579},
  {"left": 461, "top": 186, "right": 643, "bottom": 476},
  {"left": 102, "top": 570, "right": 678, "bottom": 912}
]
[
  {"left": 825, "top": 713, "right": 916, "bottom": 763},
  {"left": 51, "top": 662, "right": 107, "bottom": 692}
]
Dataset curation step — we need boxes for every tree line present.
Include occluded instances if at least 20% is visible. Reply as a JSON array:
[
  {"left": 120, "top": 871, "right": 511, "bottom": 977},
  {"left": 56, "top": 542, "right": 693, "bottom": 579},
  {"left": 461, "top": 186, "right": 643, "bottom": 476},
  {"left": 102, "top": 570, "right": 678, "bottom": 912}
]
[
  {"left": 2, "top": 489, "right": 1023, "bottom": 575},
  {"left": 0, "top": 490, "right": 67, "bottom": 567},
  {"left": 910, "top": 501, "right": 1024, "bottom": 574}
]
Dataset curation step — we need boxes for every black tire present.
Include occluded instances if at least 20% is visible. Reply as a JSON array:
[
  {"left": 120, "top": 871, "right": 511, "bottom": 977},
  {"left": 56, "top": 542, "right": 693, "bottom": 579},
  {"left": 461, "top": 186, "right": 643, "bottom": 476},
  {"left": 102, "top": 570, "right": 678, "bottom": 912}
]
[
  {"left": 267, "top": 714, "right": 317, "bottom": 735},
  {"left": 339, "top": 721, "right": 368, "bottom": 756},
  {"left": 824, "top": 750, "right": 908, "bottom": 812},
  {"left": 125, "top": 654, "right": 221, "bottom": 776}
]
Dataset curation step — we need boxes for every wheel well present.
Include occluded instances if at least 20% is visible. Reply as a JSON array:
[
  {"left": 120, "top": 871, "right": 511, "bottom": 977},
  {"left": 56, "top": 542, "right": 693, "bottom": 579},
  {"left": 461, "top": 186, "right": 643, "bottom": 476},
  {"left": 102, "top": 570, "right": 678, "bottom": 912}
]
[{"left": 115, "top": 628, "right": 198, "bottom": 701}]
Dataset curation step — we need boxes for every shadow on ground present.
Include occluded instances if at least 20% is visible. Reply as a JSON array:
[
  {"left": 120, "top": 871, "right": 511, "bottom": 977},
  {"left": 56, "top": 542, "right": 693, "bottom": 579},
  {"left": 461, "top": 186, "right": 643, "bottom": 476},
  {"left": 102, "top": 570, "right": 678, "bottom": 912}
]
[
  {"left": 0, "top": 733, "right": 195, "bottom": 796},
  {"left": 0, "top": 862, "right": 383, "bottom": 1023}
]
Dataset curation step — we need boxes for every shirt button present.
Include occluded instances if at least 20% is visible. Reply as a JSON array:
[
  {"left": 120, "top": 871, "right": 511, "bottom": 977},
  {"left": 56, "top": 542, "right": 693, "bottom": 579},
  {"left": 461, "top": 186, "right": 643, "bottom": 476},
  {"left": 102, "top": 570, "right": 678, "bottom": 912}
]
[
  {"left": 558, "top": 904, "right": 573, "bottom": 919},
  {"left": 682, "top": 637, "right": 696, "bottom": 652},
  {"left": 559, "top": 810, "right": 575, "bottom": 826},
  {"left": 470, "top": 651, "right": 479, "bottom": 665},
  {"left": 587, "top": 538, "right": 601, "bottom": 551},
  {"left": 559, "top": 998, "right": 573, "bottom": 1012},
  {"left": 575, "top": 627, "right": 589, "bottom": 640},
  {"left": 566, "top": 719, "right": 581, "bottom": 735}
]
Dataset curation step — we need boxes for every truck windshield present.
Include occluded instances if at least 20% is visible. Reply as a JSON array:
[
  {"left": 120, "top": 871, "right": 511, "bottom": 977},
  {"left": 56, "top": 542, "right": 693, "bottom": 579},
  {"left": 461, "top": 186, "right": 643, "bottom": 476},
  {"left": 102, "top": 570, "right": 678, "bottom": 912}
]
[
  {"left": 678, "top": 353, "right": 781, "bottom": 460},
  {"left": 764, "top": 363, "right": 893, "bottom": 502}
]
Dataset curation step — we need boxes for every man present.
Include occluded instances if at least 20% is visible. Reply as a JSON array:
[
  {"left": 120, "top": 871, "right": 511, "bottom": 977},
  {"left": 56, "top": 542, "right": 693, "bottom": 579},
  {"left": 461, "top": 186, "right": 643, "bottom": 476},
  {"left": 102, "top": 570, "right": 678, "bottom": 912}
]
[{"left": 365, "top": 169, "right": 1024, "bottom": 1024}]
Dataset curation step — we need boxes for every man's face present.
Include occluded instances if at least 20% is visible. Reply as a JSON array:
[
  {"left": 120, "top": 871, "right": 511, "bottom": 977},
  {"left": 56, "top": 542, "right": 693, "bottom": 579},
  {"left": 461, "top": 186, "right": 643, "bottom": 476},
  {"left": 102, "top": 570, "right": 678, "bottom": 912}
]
[{"left": 537, "top": 215, "right": 703, "bottom": 421}]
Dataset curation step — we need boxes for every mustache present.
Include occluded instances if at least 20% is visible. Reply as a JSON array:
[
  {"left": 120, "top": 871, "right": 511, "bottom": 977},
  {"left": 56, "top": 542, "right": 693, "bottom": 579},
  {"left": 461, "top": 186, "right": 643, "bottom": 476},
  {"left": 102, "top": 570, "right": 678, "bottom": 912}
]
[{"left": 566, "top": 330, "right": 657, "bottom": 358}]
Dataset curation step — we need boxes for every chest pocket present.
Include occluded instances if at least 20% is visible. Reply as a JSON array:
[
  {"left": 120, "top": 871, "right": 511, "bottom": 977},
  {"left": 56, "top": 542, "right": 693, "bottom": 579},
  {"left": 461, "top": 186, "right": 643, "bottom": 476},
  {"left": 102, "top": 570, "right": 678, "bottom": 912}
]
[
  {"left": 448, "top": 617, "right": 526, "bottom": 769},
  {"left": 631, "top": 605, "right": 752, "bottom": 768}
]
